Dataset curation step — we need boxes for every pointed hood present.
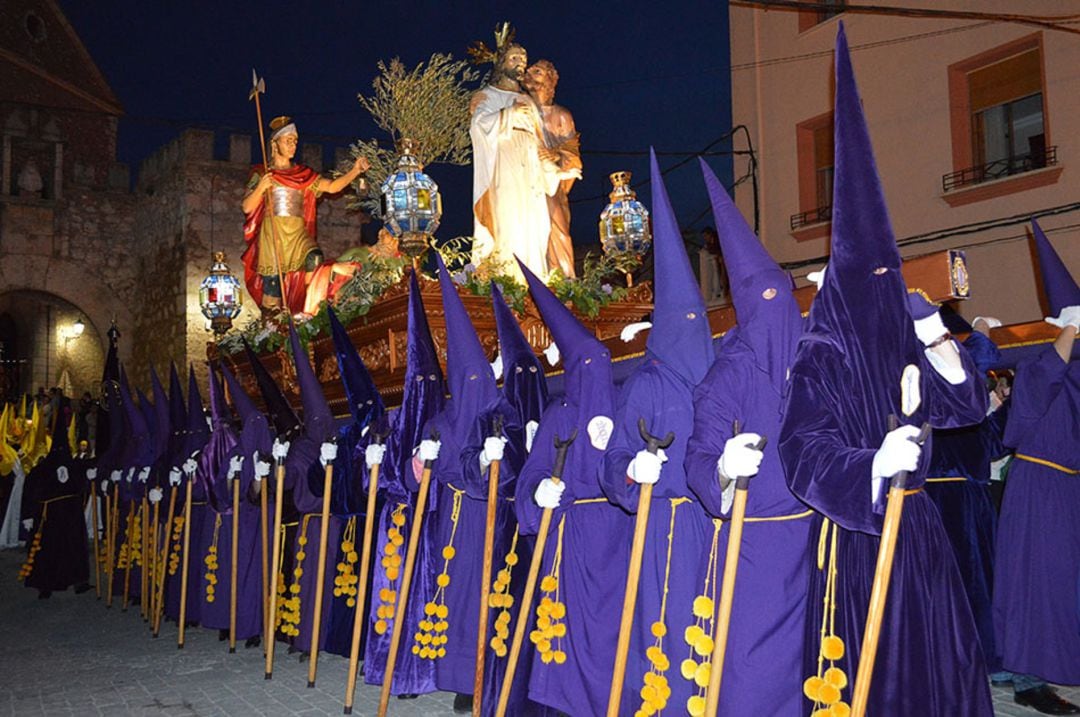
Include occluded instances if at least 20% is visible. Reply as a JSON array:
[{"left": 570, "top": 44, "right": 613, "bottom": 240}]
[
  {"left": 184, "top": 365, "right": 210, "bottom": 458},
  {"left": 120, "top": 370, "right": 152, "bottom": 468},
  {"left": 518, "top": 258, "right": 614, "bottom": 418},
  {"left": 168, "top": 363, "right": 187, "bottom": 433},
  {"left": 385, "top": 271, "right": 446, "bottom": 493},
  {"left": 150, "top": 366, "right": 171, "bottom": 462},
  {"left": 137, "top": 387, "right": 158, "bottom": 461},
  {"left": 702, "top": 156, "right": 801, "bottom": 391},
  {"left": 492, "top": 281, "right": 549, "bottom": 427},
  {"left": 435, "top": 252, "right": 500, "bottom": 413},
  {"left": 206, "top": 362, "right": 230, "bottom": 429},
  {"left": 288, "top": 325, "right": 335, "bottom": 442},
  {"left": 1031, "top": 219, "right": 1080, "bottom": 316},
  {"left": 328, "top": 306, "right": 384, "bottom": 428},
  {"left": 220, "top": 362, "right": 259, "bottom": 425},
  {"left": 646, "top": 149, "right": 714, "bottom": 386},
  {"left": 244, "top": 338, "right": 301, "bottom": 439}
]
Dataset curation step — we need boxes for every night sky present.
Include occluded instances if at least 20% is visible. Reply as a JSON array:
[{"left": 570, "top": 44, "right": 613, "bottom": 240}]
[{"left": 59, "top": 1, "right": 734, "bottom": 246}]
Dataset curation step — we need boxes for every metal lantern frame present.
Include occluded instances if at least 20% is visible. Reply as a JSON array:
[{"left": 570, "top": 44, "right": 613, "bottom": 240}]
[
  {"left": 379, "top": 138, "right": 443, "bottom": 260},
  {"left": 199, "top": 251, "right": 243, "bottom": 335},
  {"left": 599, "top": 171, "right": 652, "bottom": 285}
]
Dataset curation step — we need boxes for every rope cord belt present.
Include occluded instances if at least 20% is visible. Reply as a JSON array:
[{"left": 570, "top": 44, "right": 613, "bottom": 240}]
[{"left": 1015, "top": 453, "right": 1078, "bottom": 475}]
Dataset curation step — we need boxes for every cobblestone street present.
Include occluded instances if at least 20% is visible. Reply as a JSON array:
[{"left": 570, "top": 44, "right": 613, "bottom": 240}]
[{"left": 0, "top": 547, "right": 1075, "bottom": 716}]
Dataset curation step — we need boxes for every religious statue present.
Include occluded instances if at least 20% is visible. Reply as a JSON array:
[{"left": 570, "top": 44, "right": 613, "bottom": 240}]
[
  {"left": 468, "top": 25, "right": 562, "bottom": 280},
  {"left": 240, "top": 116, "right": 369, "bottom": 314},
  {"left": 524, "top": 59, "right": 581, "bottom": 278}
]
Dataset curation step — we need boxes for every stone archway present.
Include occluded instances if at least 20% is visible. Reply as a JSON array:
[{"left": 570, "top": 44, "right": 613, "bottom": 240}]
[{"left": 0, "top": 290, "right": 105, "bottom": 403}]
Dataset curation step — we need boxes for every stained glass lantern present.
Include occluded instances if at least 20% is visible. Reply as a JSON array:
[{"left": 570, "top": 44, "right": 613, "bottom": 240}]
[
  {"left": 599, "top": 171, "right": 651, "bottom": 286},
  {"left": 199, "top": 251, "right": 243, "bottom": 335},
  {"left": 380, "top": 138, "right": 442, "bottom": 261}
]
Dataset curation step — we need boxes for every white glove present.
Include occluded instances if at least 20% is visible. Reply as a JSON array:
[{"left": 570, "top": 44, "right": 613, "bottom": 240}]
[
  {"left": 227, "top": 455, "right": 243, "bottom": 481},
  {"left": 534, "top": 478, "right": 565, "bottom": 509},
  {"left": 913, "top": 311, "right": 949, "bottom": 347},
  {"left": 718, "top": 433, "right": 764, "bottom": 482},
  {"left": 86, "top": 468, "right": 98, "bottom": 481},
  {"left": 110, "top": 470, "right": 121, "bottom": 483},
  {"left": 417, "top": 439, "right": 441, "bottom": 463},
  {"left": 543, "top": 342, "right": 560, "bottom": 367},
  {"left": 182, "top": 458, "right": 197, "bottom": 475},
  {"left": 627, "top": 448, "right": 667, "bottom": 485},
  {"left": 365, "top": 443, "right": 387, "bottom": 469},
  {"left": 149, "top": 487, "right": 163, "bottom": 503},
  {"left": 137, "top": 467, "right": 150, "bottom": 483},
  {"left": 1045, "top": 305, "right": 1080, "bottom": 330},
  {"left": 57, "top": 466, "right": 69, "bottom": 484},
  {"left": 973, "top": 316, "right": 1002, "bottom": 329},
  {"left": 871, "top": 424, "right": 922, "bottom": 502},
  {"left": 125, "top": 468, "right": 135, "bottom": 483},
  {"left": 169, "top": 467, "right": 181, "bottom": 487},
  {"left": 272, "top": 439, "right": 290, "bottom": 461},
  {"left": 254, "top": 456, "right": 271, "bottom": 481},
  {"left": 480, "top": 436, "right": 508, "bottom": 468},
  {"left": 807, "top": 265, "right": 826, "bottom": 290},
  {"left": 320, "top": 442, "right": 338, "bottom": 467},
  {"left": 620, "top": 322, "right": 652, "bottom": 343},
  {"left": 22, "top": 519, "right": 33, "bottom": 532}
]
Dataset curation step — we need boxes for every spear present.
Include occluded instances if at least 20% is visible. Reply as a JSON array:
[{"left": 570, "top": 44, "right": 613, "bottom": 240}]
[{"left": 248, "top": 69, "right": 290, "bottom": 312}]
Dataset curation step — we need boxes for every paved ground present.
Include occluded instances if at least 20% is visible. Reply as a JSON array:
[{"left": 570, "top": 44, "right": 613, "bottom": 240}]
[{"left": 0, "top": 546, "right": 1075, "bottom": 716}]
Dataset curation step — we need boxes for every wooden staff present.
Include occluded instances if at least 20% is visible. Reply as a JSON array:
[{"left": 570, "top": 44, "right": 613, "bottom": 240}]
[
  {"left": 149, "top": 493, "right": 161, "bottom": 625},
  {"left": 178, "top": 480, "right": 193, "bottom": 648},
  {"left": 154, "top": 484, "right": 178, "bottom": 636},
  {"left": 265, "top": 453, "right": 287, "bottom": 679},
  {"left": 606, "top": 419, "right": 675, "bottom": 717},
  {"left": 122, "top": 500, "right": 135, "bottom": 612},
  {"left": 90, "top": 479, "right": 101, "bottom": 599},
  {"left": 344, "top": 426, "right": 389, "bottom": 715},
  {"left": 473, "top": 416, "right": 506, "bottom": 717},
  {"left": 260, "top": 460, "right": 269, "bottom": 654},
  {"left": 229, "top": 473, "right": 241, "bottom": 653},
  {"left": 377, "top": 430, "right": 440, "bottom": 717},
  {"left": 850, "top": 417, "right": 930, "bottom": 717},
  {"left": 106, "top": 483, "right": 118, "bottom": 607},
  {"left": 307, "top": 445, "right": 336, "bottom": 687},
  {"left": 704, "top": 421, "right": 768, "bottom": 714},
  {"left": 141, "top": 495, "right": 149, "bottom": 619},
  {"left": 495, "top": 429, "right": 577, "bottom": 717}
]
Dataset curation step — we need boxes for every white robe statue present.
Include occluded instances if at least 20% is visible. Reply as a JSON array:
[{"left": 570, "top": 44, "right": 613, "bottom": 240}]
[{"left": 470, "top": 85, "right": 557, "bottom": 280}]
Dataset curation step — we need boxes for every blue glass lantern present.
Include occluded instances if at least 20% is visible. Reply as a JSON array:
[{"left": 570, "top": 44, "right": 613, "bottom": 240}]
[
  {"left": 599, "top": 171, "right": 651, "bottom": 285},
  {"left": 199, "top": 251, "right": 243, "bottom": 335},
  {"left": 379, "top": 138, "right": 442, "bottom": 260}
]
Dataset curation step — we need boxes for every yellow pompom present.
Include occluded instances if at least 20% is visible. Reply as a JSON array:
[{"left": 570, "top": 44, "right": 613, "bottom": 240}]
[
  {"left": 550, "top": 602, "right": 566, "bottom": 620},
  {"left": 442, "top": 546, "right": 456, "bottom": 560},
  {"left": 436, "top": 573, "right": 450, "bottom": 588},
  {"left": 495, "top": 643, "right": 508, "bottom": 658},
  {"left": 687, "top": 695, "right": 706, "bottom": 717},
  {"left": 293, "top": 567, "right": 303, "bottom": 578},
  {"left": 541, "top": 651, "right": 554, "bottom": 664},
  {"left": 650, "top": 621, "right": 667, "bottom": 638},
  {"left": 296, "top": 551, "right": 306, "bottom": 561},
  {"left": 821, "top": 635, "right": 845, "bottom": 661},
  {"left": 684, "top": 625, "right": 704, "bottom": 646},
  {"left": 298, "top": 536, "right": 308, "bottom": 546},
  {"left": 386, "top": 568, "right": 399, "bottom": 581},
  {"left": 692, "top": 595, "right": 714, "bottom": 619},
  {"left": 680, "top": 658, "right": 697, "bottom": 680},
  {"left": 436, "top": 620, "right": 448, "bottom": 632},
  {"left": 824, "top": 666, "right": 848, "bottom": 690},
  {"left": 411, "top": 645, "right": 420, "bottom": 655},
  {"left": 694, "top": 661, "right": 712, "bottom": 688},
  {"left": 551, "top": 622, "right": 566, "bottom": 638},
  {"left": 693, "top": 635, "right": 714, "bottom": 657},
  {"left": 391, "top": 513, "right": 406, "bottom": 527},
  {"left": 437, "top": 604, "right": 449, "bottom": 619},
  {"left": 374, "top": 619, "right": 388, "bottom": 635},
  {"left": 646, "top": 646, "right": 662, "bottom": 663},
  {"left": 818, "top": 683, "right": 841, "bottom": 705},
  {"left": 830, "top": 702, "right": 851, "bottom": 717},
  {"left": 803, "top": 675, "right": 825, "bottom": 702},
  {"left": 505, "top": 553, "right": 519, "bottom": 566},
  {"left": 812, "top": 710, "right": 832, "bottom": 717},
  {"left": 346, "top": 598, "right": 356, "bottom": 608},
  {"left": 540, "top": 576, "right": 558, "bottom": 593}
]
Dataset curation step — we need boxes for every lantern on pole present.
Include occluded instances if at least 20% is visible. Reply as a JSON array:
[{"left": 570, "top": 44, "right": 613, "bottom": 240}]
[
  {"left": 199, "top": 251, "right": 243, "bottom": 335},
  {"left": 599, "top": 171, "right": 651, "bottom": 286},
  {"left": 380, "top": 138, "right": 442, "bottom": 262}
]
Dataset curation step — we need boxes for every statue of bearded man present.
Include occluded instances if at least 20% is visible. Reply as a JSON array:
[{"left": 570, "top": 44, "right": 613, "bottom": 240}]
[
  {"left": 524, "top": 59, "right": 582, "bottom": 278},
  {"left": 469, "top": 41, "right": 559, "bottom": 280}
]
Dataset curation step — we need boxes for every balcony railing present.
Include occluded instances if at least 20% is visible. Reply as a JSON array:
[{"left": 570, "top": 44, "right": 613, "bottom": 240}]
[
  {"left": 790, "top": 205, "right": 832, "bottom": 231},
  {"left": 943, "top": 146, "right": 1057, "bottom": 193}
]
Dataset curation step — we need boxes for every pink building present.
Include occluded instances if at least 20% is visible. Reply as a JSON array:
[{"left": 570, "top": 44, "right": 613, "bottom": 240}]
[{"left": 730, "top": 1, "right": 1079, "bottom": 324}]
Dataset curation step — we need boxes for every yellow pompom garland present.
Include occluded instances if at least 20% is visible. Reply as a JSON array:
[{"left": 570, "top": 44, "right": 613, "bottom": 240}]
[
  {"left": 803, "top": 518, "right": 851, "bottom": 714},
  {"left": 334, "top": 517, "right": 360, "bottom": 608},
  {"left": 167, "top": 515, "right": 184, "bottom": 576},
  {"left": 373, "top": 502, "right": 408, "bottom": 636},
  {"left": 632, "top": 497, "right": 689, "bottom": 717},
  {"left": 683, "top": 518, "right": 722, "bottom": 715},
  {"left": 488, "top": 528, "right": 520, "bottom": 658},
  {"left": 412, "top": 488, "right": 463, "bottom": 660},
  {"left": 530, "top": 515, "right": 567, "bottom": 666},
  {"left": 17, "top": 505, "right": 47, "bottom": 581},
  {"left": 203, "top": 515, "right": 221, "bottom": 604},
  {"left": 274, "top": 519, "right": 303, "bottom": 637},
  {"left": 116, "top": 505, "right": 143, "bottom": 570}
]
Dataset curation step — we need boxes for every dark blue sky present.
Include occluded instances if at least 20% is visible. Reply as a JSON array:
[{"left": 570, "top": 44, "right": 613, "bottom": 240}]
[{"left": 61, "top": 1, "right": 734, "bottom": 244}]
